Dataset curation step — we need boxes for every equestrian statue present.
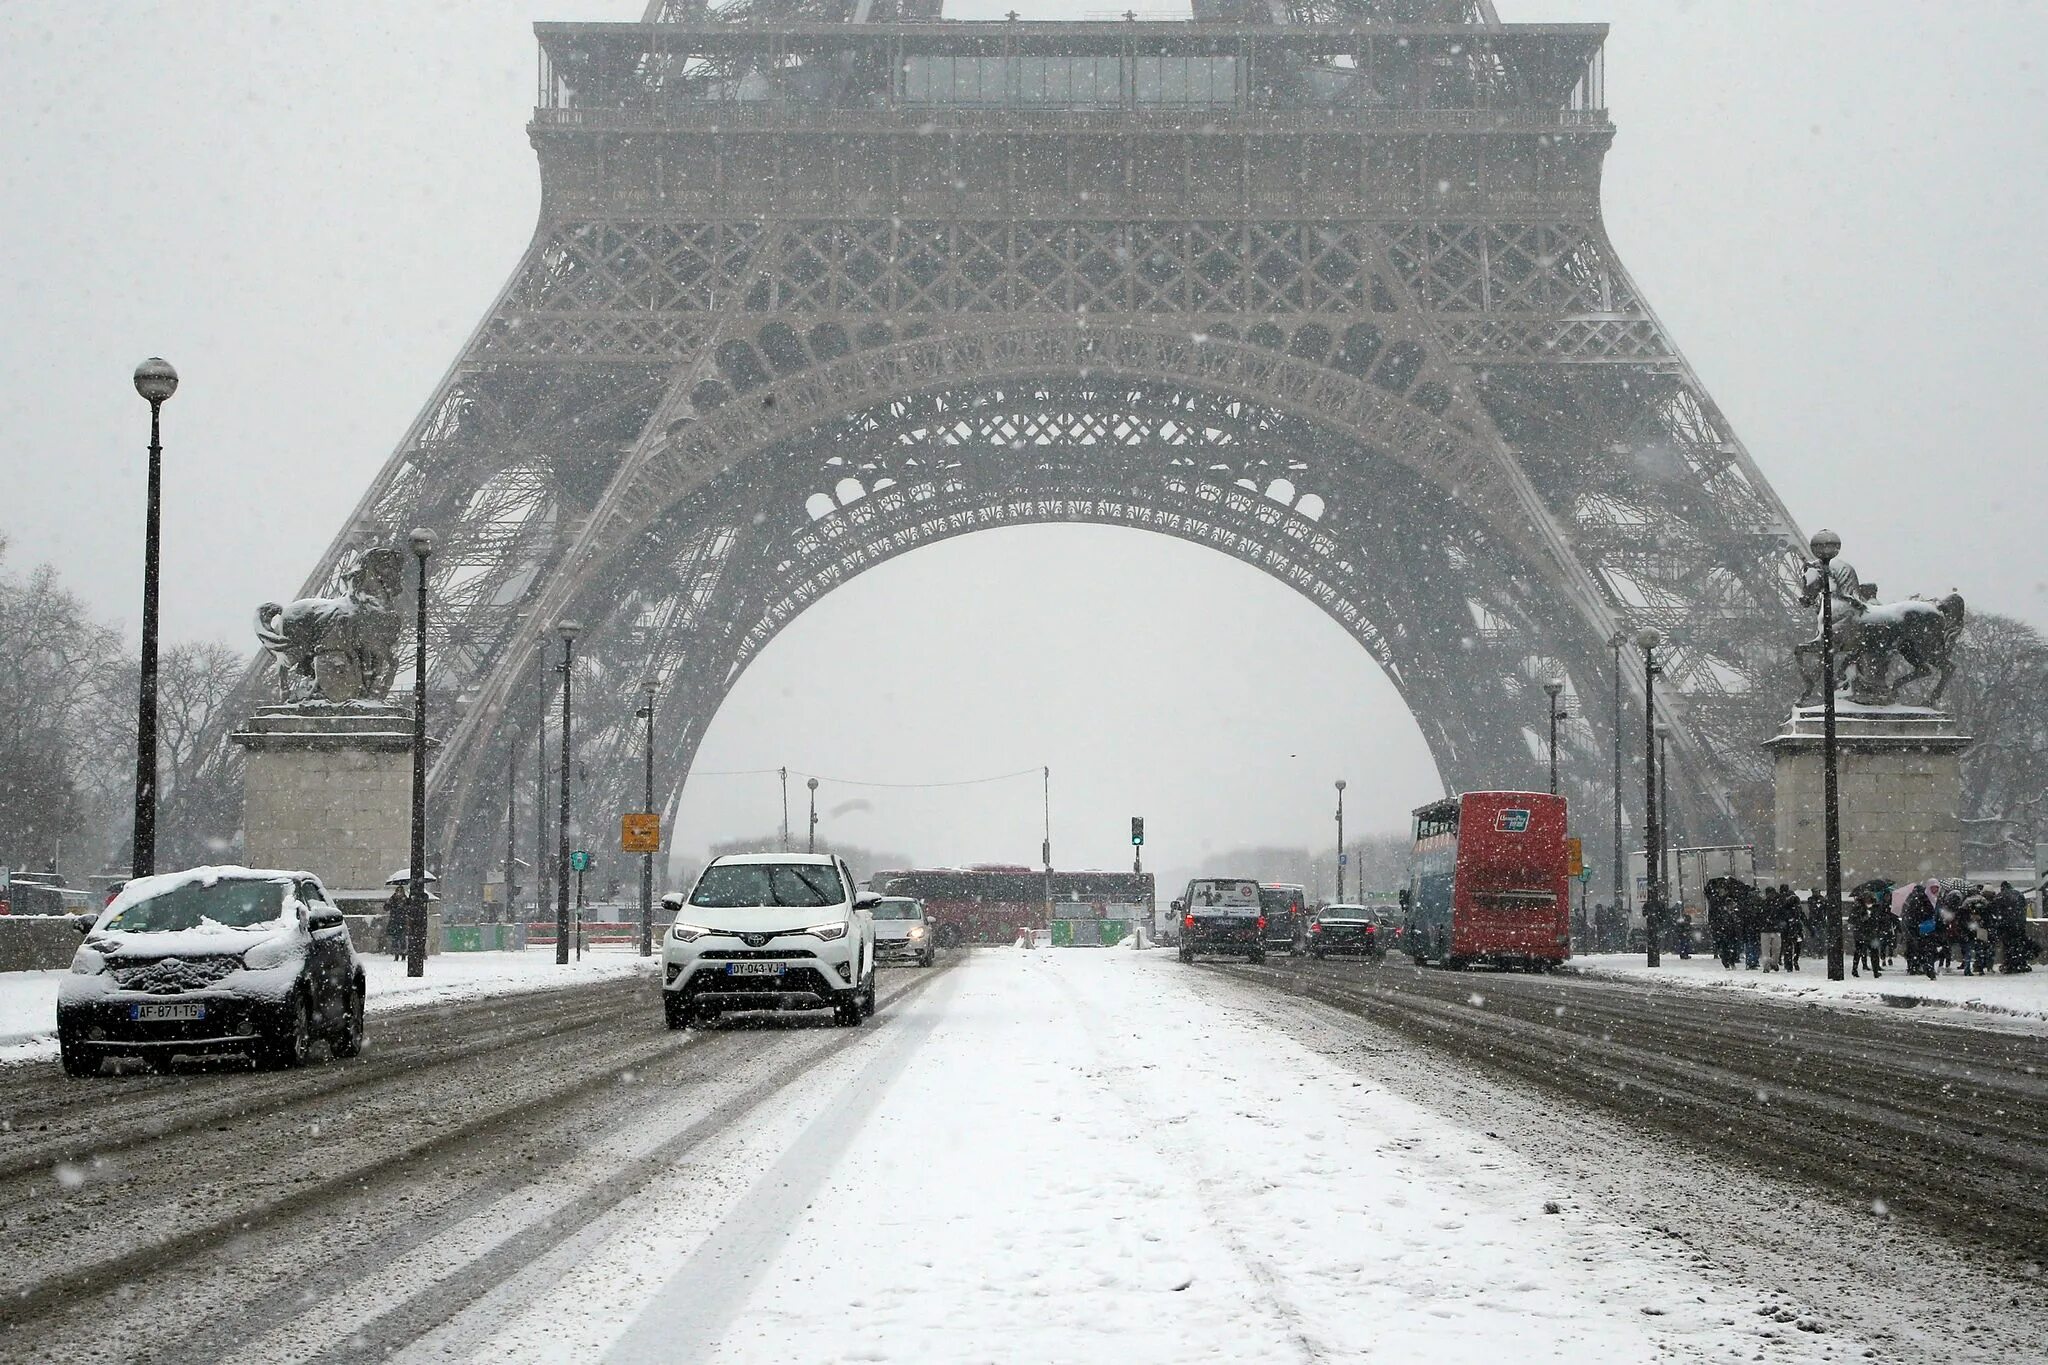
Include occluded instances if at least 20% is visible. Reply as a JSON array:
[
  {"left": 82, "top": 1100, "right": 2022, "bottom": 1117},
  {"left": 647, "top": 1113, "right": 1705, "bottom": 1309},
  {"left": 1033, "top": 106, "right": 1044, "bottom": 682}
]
[
  {"left": 254, "top": 545, "right": 405, "bottom": 704},
  {"left": 1794, "top": 557, "right": 1965, "bottom": 707}
]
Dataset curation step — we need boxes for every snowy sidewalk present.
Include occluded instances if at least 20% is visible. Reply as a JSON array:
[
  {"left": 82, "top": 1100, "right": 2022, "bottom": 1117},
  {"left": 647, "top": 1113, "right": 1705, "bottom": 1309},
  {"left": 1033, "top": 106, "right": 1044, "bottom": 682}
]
[
  {"left": 496, "top": 949, "right": 1856, "bottom": 1365},
  {"left": 0, "top": 945, "right": 654, "bottom": 1064},
  {"left": 1567, "top": 950, "right": 2048, "bottom": 1031}
]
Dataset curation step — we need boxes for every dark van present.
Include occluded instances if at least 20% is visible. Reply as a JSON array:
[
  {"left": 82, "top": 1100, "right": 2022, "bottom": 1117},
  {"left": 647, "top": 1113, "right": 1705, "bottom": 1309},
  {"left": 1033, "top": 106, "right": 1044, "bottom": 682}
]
[{"left": 1174, "top": 877, "right": 1267, "bottom": 964}]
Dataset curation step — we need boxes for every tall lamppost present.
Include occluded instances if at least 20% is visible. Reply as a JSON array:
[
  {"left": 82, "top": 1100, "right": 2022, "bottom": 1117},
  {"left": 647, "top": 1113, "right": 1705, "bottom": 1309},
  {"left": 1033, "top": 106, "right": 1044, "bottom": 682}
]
[
  {"left": 1656, "top": 722, "right": 1674, "bottom": 919},
  {"left": 130, "top": 358, "right": 178, "bottom": 879},
  {"left": 1610, "top": 630, "right": 1627, "bottom": 933},
  {"left": 807, "top": 776, "right": 820, "bottom": 853},
  {"left": 535, "top": 650, "right": 550, "bottom": 921},
  {"left": 405, "top": 529, "right": 434, "bottom": 978},
  {"left": 504, "top": 745, "right": 518, "bottom": 926},
  {"left": 637, "top": 677, "right": 657, "bottom": 958},
  {"left": 1334, "top": 780, "right": 1347, "bottom": 903},
  {"left": 1636, "top": 629, "right": 1663, "bottom": 968},
  {"left": 554, "top": 620, "right": 580, "bottom": 966},
  {"left": 1811, "top": 528, "right": 1847, "bottom": 981},
  {"left": 780, "top": 766, "right": 790, "bottom": 851},
  {"left": 1544, "top": 680, "right": 1566, "bottom": 797}
]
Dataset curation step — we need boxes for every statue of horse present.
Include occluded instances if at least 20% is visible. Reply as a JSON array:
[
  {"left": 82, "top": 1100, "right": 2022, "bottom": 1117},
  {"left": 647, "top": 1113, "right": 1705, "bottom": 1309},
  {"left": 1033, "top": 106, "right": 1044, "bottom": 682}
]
[
  {"left": 1848, "top": 592, "right": 1965, "bottom": 705},
  {"left": 1794, "top": 560, "right": 1964, "bottom": 707},
  {"left": 254, "top": 546, "right": 405, "bottom": 704}
]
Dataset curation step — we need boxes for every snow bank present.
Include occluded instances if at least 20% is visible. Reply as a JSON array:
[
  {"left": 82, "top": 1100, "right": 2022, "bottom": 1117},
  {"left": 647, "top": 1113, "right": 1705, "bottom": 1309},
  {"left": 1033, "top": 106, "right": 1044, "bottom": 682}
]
[
  {"left": 1567, "top": 951, "right": 2048, "bottom": 1031},
  {"left": 0, "top": 944, "right": 654, "bottom": 1064}
]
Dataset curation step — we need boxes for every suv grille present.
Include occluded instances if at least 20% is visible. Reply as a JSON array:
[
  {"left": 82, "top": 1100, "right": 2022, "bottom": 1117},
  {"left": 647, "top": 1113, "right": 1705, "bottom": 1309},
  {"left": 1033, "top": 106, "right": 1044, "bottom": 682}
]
[
  {"left": 698, "top": 948, "right": 814, "bottom": 961},
  {"left": 109, "top": 955, "right": 242, "bottom": 994}
]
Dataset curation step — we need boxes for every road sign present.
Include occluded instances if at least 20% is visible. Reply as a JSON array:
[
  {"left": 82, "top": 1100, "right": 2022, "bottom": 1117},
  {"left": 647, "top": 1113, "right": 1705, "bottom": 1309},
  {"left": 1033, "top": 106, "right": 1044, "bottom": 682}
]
[
  {"left": 1566, "top": 836, "right": 1584, "bottom": 878},
  {"left": 569, "top": 849, "right": 591, "bottom": 873},
  {"left": 1131, "top": 816, "right": 1145, "bottom": 847},
  {"left": 622, "top": 812, "right": 661, "bottom": 854},
  {"left": 1338, "top": 853, "right": 1348, "bottom": 866}
]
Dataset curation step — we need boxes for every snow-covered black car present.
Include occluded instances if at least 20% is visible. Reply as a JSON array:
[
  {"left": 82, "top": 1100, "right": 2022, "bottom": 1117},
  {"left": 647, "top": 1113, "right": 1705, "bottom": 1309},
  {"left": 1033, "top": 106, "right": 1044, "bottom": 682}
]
[
  {"left": 56, "top": 867, "right": 366, "bottom": 1076},
  {"left": 1307, "top": 904, "right": 1388, "bottom": 962}
]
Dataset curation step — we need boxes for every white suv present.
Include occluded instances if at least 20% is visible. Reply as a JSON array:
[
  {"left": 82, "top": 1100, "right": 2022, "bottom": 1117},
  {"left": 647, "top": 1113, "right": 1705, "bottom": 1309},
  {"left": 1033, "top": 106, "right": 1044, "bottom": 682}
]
[{"left": 661, "top": 853, "right": 878, "bottom": 1028}]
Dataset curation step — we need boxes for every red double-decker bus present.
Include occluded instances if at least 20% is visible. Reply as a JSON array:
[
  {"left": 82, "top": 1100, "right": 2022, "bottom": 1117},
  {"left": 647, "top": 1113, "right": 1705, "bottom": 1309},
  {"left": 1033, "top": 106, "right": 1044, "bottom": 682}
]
[
  {"left": 868, "top": 866, "right": 1153, "bottom": 947},
  {"left": 1401, "top": 792, "right": 1570, "bottom": 970}
]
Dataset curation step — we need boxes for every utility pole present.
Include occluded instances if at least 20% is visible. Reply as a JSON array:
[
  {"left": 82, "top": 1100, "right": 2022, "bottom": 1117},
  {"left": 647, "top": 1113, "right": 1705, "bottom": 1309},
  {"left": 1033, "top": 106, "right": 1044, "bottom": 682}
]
[
  {"left": 130, "top": 358, "right": 178, "bottom": 879},
  {"left": 505, "top": 746, "right": 517, "bottom": 925},
  {"left": 780, "top": 766, "right": 790, "bottom": 851},
  {"left": 1811, "top": 529, "right": 1847, "bottom": 981},
  {"left": 638, "top": 677, "right": 657, "bottom": 958},
  {"left": 1334, "top": 780, "right": 1347, "bottom": 903},
  {"left": 555, "top": 621, "right": 580, "bottom": 966},
  {"left": 1042, "top": 766, "right": 1053, "bottom": 931},
  {"left": 1610, "top": 631, "right": 1626, "bottom": 934},
  {"left": 1638, "top": 629, "right": 1662, "bottom": 968},
  {"left": 1544, "top": 680, "right": 1565, "bottom": 796}
]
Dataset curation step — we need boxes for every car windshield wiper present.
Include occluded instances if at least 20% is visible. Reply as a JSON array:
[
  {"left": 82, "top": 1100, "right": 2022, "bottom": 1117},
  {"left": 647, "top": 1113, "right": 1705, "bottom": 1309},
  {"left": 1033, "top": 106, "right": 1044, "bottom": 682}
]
[{"left": 782, "top": 869, "right": 836, "bottom": 907}]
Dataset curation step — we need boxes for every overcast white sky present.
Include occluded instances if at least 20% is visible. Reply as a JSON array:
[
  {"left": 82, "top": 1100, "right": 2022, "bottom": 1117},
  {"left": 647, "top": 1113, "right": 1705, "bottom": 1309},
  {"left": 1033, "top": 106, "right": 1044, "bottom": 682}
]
[{"left": 3, "top": 2, "right": 2044, "bottom": 885}]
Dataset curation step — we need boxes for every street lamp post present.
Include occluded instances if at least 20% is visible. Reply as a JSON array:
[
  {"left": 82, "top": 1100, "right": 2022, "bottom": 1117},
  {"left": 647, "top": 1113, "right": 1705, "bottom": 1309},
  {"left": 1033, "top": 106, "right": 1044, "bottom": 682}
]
[
  {"left": 554, "top": 621, "right": 580, "bottom": 966},
  {"left": 807, "top": 776, "right": 820, "bottom": 853},
  {"left": 1811, "top": 529, "right": 1847, "bottom": 981},
  {"left": 130, "top": 358, "right": 178, "bottom": 879},
  {"left": 1610, "top": 631, "right": 1627, "bottom": 937},
  {"left": 504, "top": 746, "right": 517, "bottom": 927},
  {"left": 1334, "top": 780, "right": 1347, "bottom": 904},
  {"left": 1544, "top": 680, "right": 1566, "bottom": 797},
  {"left": 1637, "top": 629, "right": 1663, "bottom": 968},
  {"left": 637, "top": 677, "right": 657, "bottom": 958},
  {"left": 406, "top": 529, "right": 433, "bottom": 979}
]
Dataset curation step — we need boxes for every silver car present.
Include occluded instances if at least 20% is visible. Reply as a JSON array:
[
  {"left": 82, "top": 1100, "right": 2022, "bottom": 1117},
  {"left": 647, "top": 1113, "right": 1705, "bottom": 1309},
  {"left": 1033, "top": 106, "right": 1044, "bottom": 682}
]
[{"left": 870, "top": 896, "right": 936, "bottom": 967}]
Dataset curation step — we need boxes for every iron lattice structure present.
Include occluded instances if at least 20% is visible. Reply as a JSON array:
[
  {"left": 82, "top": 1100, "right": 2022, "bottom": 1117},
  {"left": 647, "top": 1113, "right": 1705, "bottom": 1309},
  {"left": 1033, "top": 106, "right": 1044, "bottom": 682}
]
[{"left": 181, "top": 1, "right": 1805, "bottom": 900}]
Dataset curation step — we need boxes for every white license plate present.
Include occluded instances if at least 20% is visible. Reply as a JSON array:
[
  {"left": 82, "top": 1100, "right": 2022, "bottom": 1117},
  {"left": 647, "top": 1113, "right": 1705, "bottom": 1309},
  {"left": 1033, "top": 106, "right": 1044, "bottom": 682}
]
[
  {"left": 131, "top": 1002, "right": 206, "bottom": 1022},
  {"left": 726, "top": 962, "right": 785, "bottom": 977}
]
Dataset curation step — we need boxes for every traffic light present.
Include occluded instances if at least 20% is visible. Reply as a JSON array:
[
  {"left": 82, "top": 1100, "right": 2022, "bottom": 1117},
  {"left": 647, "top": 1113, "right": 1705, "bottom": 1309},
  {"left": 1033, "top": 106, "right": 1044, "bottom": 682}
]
[{"left": 1131, "top": 817, "right": 1145, "bottom": 847}]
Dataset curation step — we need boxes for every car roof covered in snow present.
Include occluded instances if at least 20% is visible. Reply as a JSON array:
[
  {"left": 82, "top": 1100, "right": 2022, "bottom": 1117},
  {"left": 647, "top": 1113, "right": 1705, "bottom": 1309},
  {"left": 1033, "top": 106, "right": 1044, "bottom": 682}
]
[
  {"left": 104, "top": 865, "right": 310, "bottom": 911},
  {"left": 707, "top": 851, "right": 838, "bottom": 866}
]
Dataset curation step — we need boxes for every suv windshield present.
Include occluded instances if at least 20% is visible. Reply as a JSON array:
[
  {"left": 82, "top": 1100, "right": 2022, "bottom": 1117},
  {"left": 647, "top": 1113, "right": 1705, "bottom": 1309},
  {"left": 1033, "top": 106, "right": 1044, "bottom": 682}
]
[
  {"left": 104, "top": 878, "right": 287, "bottom": 933},
  {"left": 690, "top": 863, "right": 843, "bottom": 909},
  {"left": 870, "top": 900, "right": 923, "bottom": 920}
]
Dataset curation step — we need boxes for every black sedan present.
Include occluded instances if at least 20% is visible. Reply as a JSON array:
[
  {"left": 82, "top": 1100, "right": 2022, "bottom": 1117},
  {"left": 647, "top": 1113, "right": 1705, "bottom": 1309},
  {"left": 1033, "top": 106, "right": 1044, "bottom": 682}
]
[{"left": 1306, "top": 905, "right": 1388, "bottom": 962}]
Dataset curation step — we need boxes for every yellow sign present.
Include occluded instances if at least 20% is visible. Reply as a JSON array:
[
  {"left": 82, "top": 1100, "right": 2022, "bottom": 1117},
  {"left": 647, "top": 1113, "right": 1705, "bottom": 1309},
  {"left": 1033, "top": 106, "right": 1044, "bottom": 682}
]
[
  {"left": 621, "top": 812, "right": 661, "bottom": 854},
  {"left": 1565, "top": 836, "right": 1584, "bottom": 879}
]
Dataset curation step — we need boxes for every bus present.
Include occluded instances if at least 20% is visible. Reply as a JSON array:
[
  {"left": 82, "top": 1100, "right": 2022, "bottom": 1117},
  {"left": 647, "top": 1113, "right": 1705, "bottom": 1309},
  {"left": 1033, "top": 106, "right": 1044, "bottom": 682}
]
[
  {"left": 867, "top": 866, "right": 1153, "bottom": 947},
  {"left": 1402, "top": 792, "right": 1570, "bottom": 970}
]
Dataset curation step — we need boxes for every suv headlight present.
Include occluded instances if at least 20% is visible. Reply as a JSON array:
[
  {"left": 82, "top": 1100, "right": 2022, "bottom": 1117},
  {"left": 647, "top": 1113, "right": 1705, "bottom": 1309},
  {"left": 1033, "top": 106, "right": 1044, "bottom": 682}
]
[
  {"left": 242, "top": 938, "right": 301, "bottom": 972},
  {"left": 805, "top": 921, "right": 848, "bottom": 942},
  {"left": 907, "top": 925, "right": 927, "bottom": 940},
  {"left": 670, "top": 922, "right": 714, "bottom": 942}
]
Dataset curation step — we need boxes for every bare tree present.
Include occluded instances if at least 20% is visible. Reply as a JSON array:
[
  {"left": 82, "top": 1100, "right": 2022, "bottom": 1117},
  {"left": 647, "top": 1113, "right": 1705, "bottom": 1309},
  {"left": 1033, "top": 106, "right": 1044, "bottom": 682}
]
[{"left": 1950, "top": 611, "right": 2048, "bottom": 867}]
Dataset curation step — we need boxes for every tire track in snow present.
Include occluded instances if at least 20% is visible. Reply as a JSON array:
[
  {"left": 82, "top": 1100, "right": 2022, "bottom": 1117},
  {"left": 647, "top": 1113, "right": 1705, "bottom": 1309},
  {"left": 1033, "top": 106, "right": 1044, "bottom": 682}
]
[
  {"left": 1038, "top": 954, "right": 1330, "bottom": 1365},
  {"left": 600, "top": 965, "right": 962, "bottom": 1365}
]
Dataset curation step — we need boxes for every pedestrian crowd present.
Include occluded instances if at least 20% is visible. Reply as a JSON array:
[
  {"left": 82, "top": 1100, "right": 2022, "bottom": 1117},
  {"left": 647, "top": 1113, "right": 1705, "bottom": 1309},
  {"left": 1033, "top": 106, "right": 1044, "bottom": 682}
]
[
  {"left": 1584, "top": 878, "right": 2036, "bottom": 980},
  {"left": 1690, "top": 877, "right": 2034, "bottom": 979}
]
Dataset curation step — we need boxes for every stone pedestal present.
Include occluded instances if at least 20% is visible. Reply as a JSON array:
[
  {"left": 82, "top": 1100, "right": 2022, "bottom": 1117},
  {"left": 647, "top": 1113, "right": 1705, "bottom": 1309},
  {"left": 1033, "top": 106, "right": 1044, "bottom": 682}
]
[
  {"left": 1765, "top": 706, "right": 1971, "bottom": 888},
  {"left": 233, "top": 703, "right": 421, "bottom": 910}
]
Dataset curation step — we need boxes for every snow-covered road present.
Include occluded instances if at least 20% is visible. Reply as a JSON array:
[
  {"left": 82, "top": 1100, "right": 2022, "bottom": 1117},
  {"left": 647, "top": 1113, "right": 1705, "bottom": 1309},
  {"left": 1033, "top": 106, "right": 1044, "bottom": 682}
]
[{"left": 436, "top": 950, "right": 1864, "bottom": 1365}]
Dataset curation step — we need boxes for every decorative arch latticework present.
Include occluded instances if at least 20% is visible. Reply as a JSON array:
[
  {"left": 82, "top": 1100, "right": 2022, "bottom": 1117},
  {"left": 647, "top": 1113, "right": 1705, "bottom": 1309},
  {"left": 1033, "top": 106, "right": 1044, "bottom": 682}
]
[{"left": 169, "top": 6, "right": 1804, "bottom": 907}]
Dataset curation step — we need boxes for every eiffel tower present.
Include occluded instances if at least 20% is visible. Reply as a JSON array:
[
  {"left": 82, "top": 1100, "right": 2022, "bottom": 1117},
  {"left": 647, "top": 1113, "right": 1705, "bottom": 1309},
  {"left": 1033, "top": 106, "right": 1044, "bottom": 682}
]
[{"left": 182, "top": 0, "right": 1804, "bottom": 900}]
